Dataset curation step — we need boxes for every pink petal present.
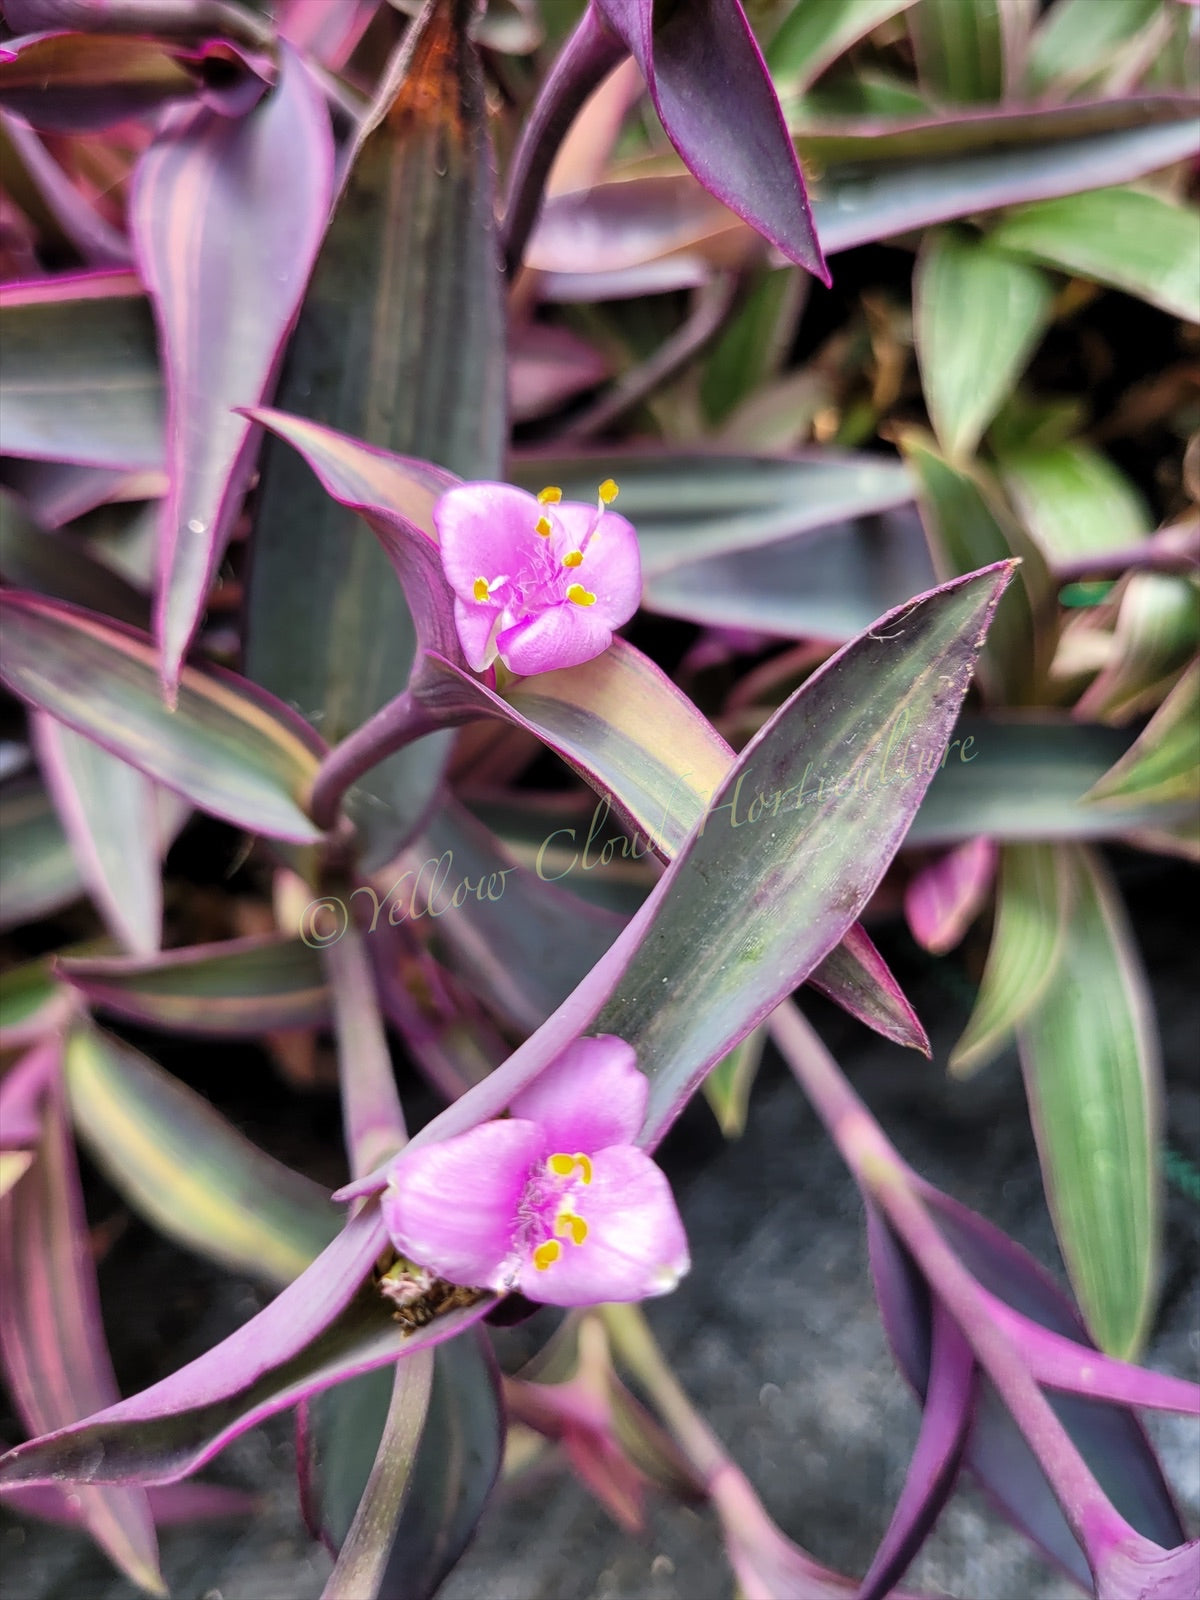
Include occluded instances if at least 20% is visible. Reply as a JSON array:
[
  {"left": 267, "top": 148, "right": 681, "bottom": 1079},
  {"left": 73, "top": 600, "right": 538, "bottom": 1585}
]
[
  {"left": 452, "top": 596, "right": 503, "bottom": 672},
  {"left": 510, "top": 1035, "right": 647, "bottom": 1152},
  {"left": 514, "top": 1146, "right": 690, "bottom": 1307},
  {"left": 497, "top": 603, "right": 613, "bottom": 675},
  {"left": 380, "top": 1119, "right": 541, "bottom": 1289},
  {"left": 434, "top": 483, "right": 545, "bottom": 599},
  {"left": 553, "top": 504, "right": 643, "bottom": 627}
]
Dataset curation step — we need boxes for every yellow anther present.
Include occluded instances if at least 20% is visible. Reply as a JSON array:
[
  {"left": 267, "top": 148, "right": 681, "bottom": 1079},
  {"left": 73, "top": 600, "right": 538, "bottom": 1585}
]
[
  {"left": 547, "top": 1152, "right": 593, "bottom": 1185},
  {"left": 537, "top": 486, "right": 563, "bottom": 505},
  {"left": 533, "top": 1239, "right": 562, "bottom": 1271},
  {"left": 535, "top": 514, "right": 553, "bottom": 537},
  {"left": 598, "top": 478, "right": 619, "bottom": 505},
  {"left": 472, "top": 576, "right": 490, "bottom": 602},
  {"left": 566, "top": 583, "right": 596, "bottom": 607},
  {"left": 555, "top": 1210, "right": 589, "bottom": 1246},
  {"left": 562, "top": 550, "right": 584, "bottom": 568}
]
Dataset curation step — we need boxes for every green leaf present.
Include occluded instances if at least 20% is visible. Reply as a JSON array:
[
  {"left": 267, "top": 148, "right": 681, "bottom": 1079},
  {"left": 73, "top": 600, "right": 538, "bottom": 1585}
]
[
  {"left": 0, "top": 594, "right": 324, "bottom": 843},
  {"left": 0, "top": 275, "right": 163, "bottom": 469},
  {"left": 58, "top": 936, "right": 331, "bottom": 1035},
  {"left": 1027, "top": 0, "right": 1162, "bottom": 94},
  {"left": 699, "top": 266, "right": 805, "bottom": 424},
  {"left": 702, "top": 1024, "right": 767, "bottom": 1138},
  {"left": 1084, "top": 661, "right": 1200, "bottom": 809},
  {"left": 0, "top": 958, "right": 65, "bottom": 1043},
  {"left": 64, "top": 1026, "right": 341, "bottom": 1288},
  {"left": 907, "top": 0, "right": 1007, "bottom": 103},
  {"left": 246, "top": 0, "right": 503, "bottom": 868},
  {"left": 913, "top": 231, "right": 1053, "bottom": 461},
  {"left": 1017, "top": 844, "right": 1161, "bottom": 1358},
  {"left": 950, "top": 843, "right": 1070, "bottom": 1076},
  {"left": 0, "top": 490, "right": 150, "bottom": 629},
  {"left": 307, "top": 1335, "right": 502, "bottom": 1600},
  {"left": 989, "top": 187, "right": 1200, "bottom": 323},
  {"left": 1075, "top": 574, "right": 1199, "bottom": 723},
  {"left": 998, "top": 440, "right": 1152, "bottom": 564},
  {"left": 909, "top": 717, "right": 1194, "bottom": 843},
  {"left": 901, "top": 431, "right": 1054, "bottom": 703},
  {"left": 768, "top": 0, "right": 920, "bottom": 91},
  {"left": 0, "top": 773, "right": 84, "bottom": 931}
]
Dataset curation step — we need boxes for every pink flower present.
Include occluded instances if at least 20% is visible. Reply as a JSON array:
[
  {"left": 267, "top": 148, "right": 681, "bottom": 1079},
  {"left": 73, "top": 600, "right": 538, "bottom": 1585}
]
[
  {"left": 433, "top": 479, "right": 642, "bottom": 675},
  {"left": 379, "top": 1037, "right": 689, "bottom": 1307}
]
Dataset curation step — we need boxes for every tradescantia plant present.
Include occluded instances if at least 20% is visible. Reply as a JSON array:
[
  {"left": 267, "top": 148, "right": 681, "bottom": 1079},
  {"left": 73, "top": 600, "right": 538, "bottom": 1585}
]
[{"left": 0, "top": 1, "right": 1197, "bottom": 1598}]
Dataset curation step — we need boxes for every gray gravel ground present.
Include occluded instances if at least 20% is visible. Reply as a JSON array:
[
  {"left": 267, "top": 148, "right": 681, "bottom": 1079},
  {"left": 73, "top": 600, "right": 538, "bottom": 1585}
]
[{"left": 2, "top": 863, "right": 1197, "bottom": 1600}]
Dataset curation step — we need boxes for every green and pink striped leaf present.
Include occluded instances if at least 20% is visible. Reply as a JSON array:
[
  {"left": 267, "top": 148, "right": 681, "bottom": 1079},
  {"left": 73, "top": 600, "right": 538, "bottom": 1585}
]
[
  {"left": 57, "top": 935, "right": 330, "bottom": 1035},
  {"left": 0, "top": 593, "right": 326, "bottom": 842},
  {"left": 0, "top": 1041, "right": 164, "bottom": 1593}
]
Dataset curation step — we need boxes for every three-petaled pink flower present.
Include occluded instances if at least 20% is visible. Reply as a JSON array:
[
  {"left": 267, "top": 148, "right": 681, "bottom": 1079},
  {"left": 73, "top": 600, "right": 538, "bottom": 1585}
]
[
  {"left": 380, "top": 1036, "right": 689, "bottom": 1307},
  {"left": 434, "top": 479, "right": 642, "bottom": 676}
]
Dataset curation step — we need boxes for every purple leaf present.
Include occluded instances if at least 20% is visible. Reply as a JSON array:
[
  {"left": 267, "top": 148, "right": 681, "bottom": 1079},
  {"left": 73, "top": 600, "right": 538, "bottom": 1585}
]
[
  {"left": 509, "top": 321, "right": 612, "bottom": 422},
  {"left": 274, "top": 0, "right": 381, "bottom": 68},
  {"left": 0, "top": 1476, "right": 256, "bottom": 1528},
  {"left": 0, "top": 459, "right": 164, "bottom": 529},
  {"left": 1096, "top": 1536, "right": 1200, "bottom": 1600},
  {"left": 0, "top": 1045, "right": 164, "bottom": 1592},
  {"left": 0, "top": 1205, "right": 494, "bottom": 1490},
  {"left": 593, "top": 0, "right": 827, "bottom": 280},
  {"left": 856, "top": 1298, "right": 974, "bottom": 1600},
  {"left": 3, "top": 1, "right": 275, "bottom": 50},
  {"left": 867, "top": 1188, "right": 1187, "bottom": 1587},
  {"left": 57, "top": 935, "right": 330, "bottom": 1035},
  {"left": 975, "top": 1288, "right": 1200, "bottom": 1416},
  {"left": 0, "top": 1041, "right": 56, "bottom": 1152},
  {"left": 245, "top": 405, "right": 463, "bottom": 666},
  {"left": 809, "top": 925, "right": 931, "bottom": 1054},
  {"left": 132, "top": 42, "right": 333, "bottom": 687},
  {"left": 0, "top": 32, "right": 247, "bottom": 134},
  {"left": 32, "top": 711, "right": 162, "bottom": 955},
  {"left": 904, "top": 836, "right": 998, "bottom": 955},
  {"left": 0, "top": 113, "right": 133, "bottom": 265}
]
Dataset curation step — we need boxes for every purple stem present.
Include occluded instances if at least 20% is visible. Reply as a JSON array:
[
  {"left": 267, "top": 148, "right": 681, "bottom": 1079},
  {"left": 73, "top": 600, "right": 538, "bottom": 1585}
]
[
  {"left": 554, "top": 273, "right": 739, "bottom": 442},
  {"left": 1054, "top": 526, "right": 1200, "bottom": 582},
  {"left": 501, "top": 4, "right": 626, "bottom": 275},
  {"left": 322, "top": 922, "right": 406, "bottom": 1178},
  {"left": 307, "top": 687, "right": 453, "bottom": 833},
  {"left": 768, "top": 1000, "right": 1142, "bottom": 1572}
]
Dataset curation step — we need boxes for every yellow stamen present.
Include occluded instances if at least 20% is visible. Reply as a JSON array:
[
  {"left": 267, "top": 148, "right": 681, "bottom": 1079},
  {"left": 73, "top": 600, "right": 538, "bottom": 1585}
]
[
  {"left": 547, "top": 1152, "right": 593, "bottom": 1184},
  {"left": 533, "top": 1239, "right": 562, "bottom": 1271},
  {"left": 566, "top": 583, "right": 596, "bottom": 607},
  {"left": 562, "top": 550, "right": 583, "bottom": 568},
  {"left": 537, "top": 486, "right": 563, "bottom": 505},
  {"left": 472, "top": 576, "right": 490, "bottom": 602},
  {"left": 598, "top": 478, "right": 619, "bottom": 505},
  {"left": 535, "top": 514, "right": 553, "bottom": 537},
  {"left": 555, "top": 1210, "right": 589, "bottom": 1246}
]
